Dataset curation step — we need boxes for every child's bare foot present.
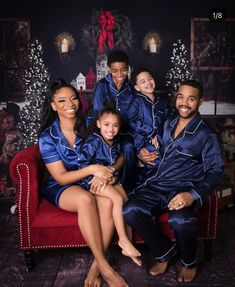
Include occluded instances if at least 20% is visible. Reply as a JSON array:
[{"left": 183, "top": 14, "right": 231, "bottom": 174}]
[
  {"left": 178, "top": 267, "right": 197, "bottom": 283},
  {"left": 118, "top": 239, "right": 141, "bottom": 257},
  {"left": 149, "top": 261, "right": 168, "bottom": 276},
  {"left": 121, "top": 249, "right": 142, "bottom": 266},
  {"left": 118, "top": 239, "right": 142, "bottom": 266}
]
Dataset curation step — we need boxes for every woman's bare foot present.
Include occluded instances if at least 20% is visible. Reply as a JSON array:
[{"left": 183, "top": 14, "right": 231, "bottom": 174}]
[
  {"left": 178, "top": 267, "right": 197, "bottom": 283},
  {"left": 149, "top": 261, "right": 168, "bottom": 276},
  {"left": 118, "top": 238, "right": 141, "bottom": 257},
  {"left": 100, "top": 267, "right": 128, "bottom": 287},
  {"left": 84, "top": 267, "right": 102, "bottom": 287}
]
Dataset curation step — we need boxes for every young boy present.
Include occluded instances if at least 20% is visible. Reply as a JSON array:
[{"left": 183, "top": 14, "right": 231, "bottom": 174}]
[{"left": 128, "top": 67, "right": 169, "bottom": 186}]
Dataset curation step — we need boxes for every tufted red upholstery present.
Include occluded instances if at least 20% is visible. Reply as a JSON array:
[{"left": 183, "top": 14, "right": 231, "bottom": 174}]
[{"left": 9, "top": 144, "right": 218, "bottom": 270}]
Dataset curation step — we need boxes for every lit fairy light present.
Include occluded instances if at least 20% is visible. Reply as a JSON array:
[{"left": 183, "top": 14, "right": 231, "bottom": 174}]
[
  {"left": 166, "top": 38, "right": 193, "bottom": 92},
  {"left": 17, "top": 39, "right": 50, "bottom": 150}
]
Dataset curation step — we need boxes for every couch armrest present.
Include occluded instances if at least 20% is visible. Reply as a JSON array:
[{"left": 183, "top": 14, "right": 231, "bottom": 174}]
[{"left": 9, "top": 144, "right": 43, "bottom": 223}]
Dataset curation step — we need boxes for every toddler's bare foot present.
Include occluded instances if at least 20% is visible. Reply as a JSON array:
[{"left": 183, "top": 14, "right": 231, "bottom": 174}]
[
  {"left": 118, "top": 239, "right": 141, "bottom": 257},
  {"left": 178, "top": 267, "right": 197, "bottom": 283},
  {"left": 149, "top": 261, "right": 168, "bottom": 276}
]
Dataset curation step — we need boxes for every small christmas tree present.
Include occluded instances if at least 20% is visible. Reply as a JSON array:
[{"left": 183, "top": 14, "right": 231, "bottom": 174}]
[
  {"left": 166, "top": 39, "right": 193, "bottom": 93},
  {"left": 17, "top": 39, "right": 50, "bottom": 150}
]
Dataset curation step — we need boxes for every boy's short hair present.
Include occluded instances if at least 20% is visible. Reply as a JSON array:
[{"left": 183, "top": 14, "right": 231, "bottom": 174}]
[
  {"left": 107, "top": 50, "right": 129, "bottom": 66},
  {"left": 130, "top": 67, "right": 153, "bottom": 84}
]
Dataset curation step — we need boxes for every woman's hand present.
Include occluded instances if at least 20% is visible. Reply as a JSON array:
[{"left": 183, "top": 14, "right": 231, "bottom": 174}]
[
  {"left": 90, "top": 176, "right": 108, "bottom": 194},
  {"left": 108, "top": 176, "right": 117, "bottom": 185},
  {"left": 91, "top": 164, "right": 114, "bottom": 180}
]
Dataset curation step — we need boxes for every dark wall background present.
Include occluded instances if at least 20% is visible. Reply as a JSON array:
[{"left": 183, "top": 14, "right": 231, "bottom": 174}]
[{"left": 1, "top": 0, "right": 233, "bottom": 90}]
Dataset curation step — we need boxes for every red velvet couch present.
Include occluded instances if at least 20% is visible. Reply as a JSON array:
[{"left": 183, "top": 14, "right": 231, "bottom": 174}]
[{"left": 9, "top": 144, "right": 218, "bottom": 270}]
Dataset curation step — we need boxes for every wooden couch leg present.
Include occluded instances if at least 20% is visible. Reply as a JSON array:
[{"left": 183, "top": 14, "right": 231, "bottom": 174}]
[
  {"left": 24, "top": 250, "right": 34, "bottom": 271},
  {"left": 204, "top": 240, "right": 212, "bottom": 260}
]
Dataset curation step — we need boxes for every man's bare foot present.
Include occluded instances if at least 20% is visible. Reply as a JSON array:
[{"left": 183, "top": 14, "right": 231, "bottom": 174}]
[
  {"left": 84, "top": 268, "right": 102, "bottom": 287},
  {"left": 118, "top": 239, "right": 141, "bottom": 257},
  {"left": 178, "top": 267, "right": 197, "bottom": 283},
  {"left": 149, "top": 261, "right": 168, "bottom": 276}
]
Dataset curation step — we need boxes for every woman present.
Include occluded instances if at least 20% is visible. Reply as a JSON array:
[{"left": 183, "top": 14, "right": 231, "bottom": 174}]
[{"left": 38, "top": 79, "right": 128, "bottom": 287}]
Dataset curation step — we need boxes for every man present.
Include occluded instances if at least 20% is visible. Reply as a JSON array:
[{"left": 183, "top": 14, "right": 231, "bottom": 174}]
[{"left": 123, "top": 79, "right": 224, "bottom": 283}]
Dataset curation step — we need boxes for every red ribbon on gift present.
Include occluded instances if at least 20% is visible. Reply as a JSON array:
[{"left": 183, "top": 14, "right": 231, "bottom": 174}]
[{"left": 98, "top": 10, "right": 114, "bottom": 53}]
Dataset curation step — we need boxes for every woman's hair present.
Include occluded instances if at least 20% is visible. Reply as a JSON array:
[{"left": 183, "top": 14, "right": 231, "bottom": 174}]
[
  {"left": 38, "top": 78, "right": 85, "bottom": 136},
  {"left": 84, "top": 103, "right": 121, "bottom": 139}
]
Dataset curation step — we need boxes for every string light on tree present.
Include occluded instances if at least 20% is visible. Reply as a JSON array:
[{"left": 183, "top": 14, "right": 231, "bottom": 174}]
[
  {"left": 165, "top": 38, "right": 192, "bottom": 93},
  {"left": 17, "top": 38, "right": 50, "bottom": 150}
]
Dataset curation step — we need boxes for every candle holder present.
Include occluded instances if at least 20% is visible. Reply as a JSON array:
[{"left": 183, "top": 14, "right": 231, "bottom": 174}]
[
  {"left": 142, "top": 31, "right": 162, "bottom": 54},
  {"left": 55, "top": 32, "right": 76, "bottom": 64}
]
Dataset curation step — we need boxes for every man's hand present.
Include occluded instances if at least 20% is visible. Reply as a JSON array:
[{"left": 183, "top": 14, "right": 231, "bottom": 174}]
[
  {"left": 168, "top": 192, "right": 195, "bottom": 210},
  {"left": 138, "top": 147, "right": 157, "bottom": 165}
]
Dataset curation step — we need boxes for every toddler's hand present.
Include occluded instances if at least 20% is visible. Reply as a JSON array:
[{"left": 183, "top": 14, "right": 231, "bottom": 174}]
[{"left": 151, "top": 136, "right": 159, "bottom": 149}]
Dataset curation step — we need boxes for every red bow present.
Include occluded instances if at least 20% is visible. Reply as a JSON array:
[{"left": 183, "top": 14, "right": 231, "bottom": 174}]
[{"left": 98, "top": 10, "right": 114, "bottom": 54}]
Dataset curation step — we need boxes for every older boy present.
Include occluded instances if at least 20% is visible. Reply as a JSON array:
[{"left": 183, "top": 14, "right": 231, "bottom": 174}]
[{"left": 87, "top": 50, "right": 137, "bottom": 191}]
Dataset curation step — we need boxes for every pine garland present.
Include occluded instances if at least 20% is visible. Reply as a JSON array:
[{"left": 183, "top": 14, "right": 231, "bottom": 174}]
[
  {"left": 81, "top": 8, "right": 134, "bottom": 58},
  {"left": 17, "top": 39, "right": 50, "bottom": 150}
]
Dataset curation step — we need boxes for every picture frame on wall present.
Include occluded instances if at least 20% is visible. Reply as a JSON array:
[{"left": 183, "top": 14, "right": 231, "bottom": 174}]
[
  {"left": 190, "top": 18, "right": 235, "bottom": 116},
  {"left": 0, "top": 19, "right": 30, "bottom": 199},
  {"left": 191, "top": 17, "right": 235, "bottom": 69}
]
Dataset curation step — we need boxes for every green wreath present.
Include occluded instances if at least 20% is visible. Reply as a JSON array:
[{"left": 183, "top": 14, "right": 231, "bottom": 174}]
[{"left": 81, "top": 8, "right": 134, "bottom": 58}]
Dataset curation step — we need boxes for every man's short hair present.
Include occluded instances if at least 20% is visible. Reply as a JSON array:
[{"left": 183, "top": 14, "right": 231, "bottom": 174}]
[
  {"left": 179, "top": 79, "right": 204, "bottom": 98},
  {"left": 107, "top": 50, "right": 129, "bottom": 66}
]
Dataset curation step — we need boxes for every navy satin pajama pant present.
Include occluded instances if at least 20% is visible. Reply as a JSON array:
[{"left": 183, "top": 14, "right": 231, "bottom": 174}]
[
  {"left": 120, "top": 134, "right": 137, "bottom": 193},
  {"left": 123, "top": 187, "right": 198, "bottom": 268}
]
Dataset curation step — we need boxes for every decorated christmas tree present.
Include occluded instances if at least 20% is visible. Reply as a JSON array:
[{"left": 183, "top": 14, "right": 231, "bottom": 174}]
[
  {"left": 166, "top": 39, "right": 193, "bottom": 93},
  {"left": 17, "top": 39, "right": 50, "bottom": 150}
]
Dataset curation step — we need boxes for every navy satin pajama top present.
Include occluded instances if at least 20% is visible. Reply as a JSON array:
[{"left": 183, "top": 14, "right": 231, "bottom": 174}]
[
  {"left": 39, "top": 119, "right": 83, "bottom": 206},
  {"left": 86, "top": 73, "right": 136, "bottom": 132},
  {"left": 127, "top": 93, "right": 169, "bottom": 153},
  {"left": 77, "top": 133, "right": 121, "bottom": 189},
  {"left": 135, "top": 113, "right": 224, "bottom": 207}
]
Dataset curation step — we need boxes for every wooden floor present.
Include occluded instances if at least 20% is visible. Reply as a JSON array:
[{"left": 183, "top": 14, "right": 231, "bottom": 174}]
[{"left": 0, "top": 198, "right": 235, "bottom": 287}]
